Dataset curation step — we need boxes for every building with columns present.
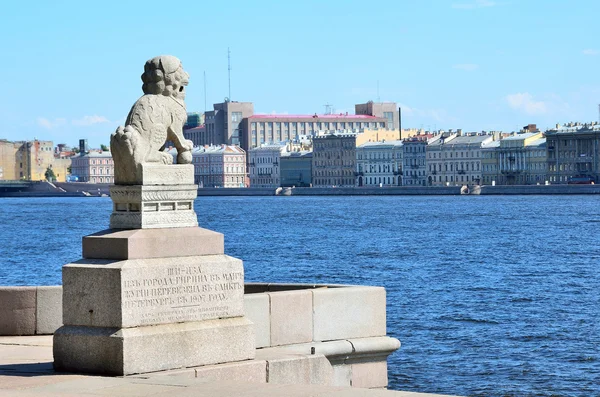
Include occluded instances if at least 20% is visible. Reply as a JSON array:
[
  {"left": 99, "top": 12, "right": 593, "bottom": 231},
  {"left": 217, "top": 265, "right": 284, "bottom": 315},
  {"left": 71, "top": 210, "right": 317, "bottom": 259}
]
[{"left": 496, "top": 132, "right": 545, "bottom": 185}]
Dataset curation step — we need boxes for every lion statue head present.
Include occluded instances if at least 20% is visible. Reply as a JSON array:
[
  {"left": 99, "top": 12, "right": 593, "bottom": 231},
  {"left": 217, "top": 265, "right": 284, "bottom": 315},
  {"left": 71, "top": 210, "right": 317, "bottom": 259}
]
[{"left": 141, "top": 55, "right": 190, "bottom": 100}]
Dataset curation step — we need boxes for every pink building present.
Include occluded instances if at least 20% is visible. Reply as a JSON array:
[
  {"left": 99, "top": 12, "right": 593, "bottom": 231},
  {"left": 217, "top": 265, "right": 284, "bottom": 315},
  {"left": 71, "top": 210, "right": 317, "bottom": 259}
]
[
  {"left": 190, "top": 145, "right": 247, "bottom": 188},
  {"left": 70, "top": 152, "right": 114, "bottom": 183}
]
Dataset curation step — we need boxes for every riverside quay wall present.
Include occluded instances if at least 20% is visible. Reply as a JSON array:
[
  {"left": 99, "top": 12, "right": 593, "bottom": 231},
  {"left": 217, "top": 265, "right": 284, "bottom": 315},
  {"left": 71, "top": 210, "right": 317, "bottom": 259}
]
[{"left": 0, "top": 283, "right": 398, "bottom": 389}]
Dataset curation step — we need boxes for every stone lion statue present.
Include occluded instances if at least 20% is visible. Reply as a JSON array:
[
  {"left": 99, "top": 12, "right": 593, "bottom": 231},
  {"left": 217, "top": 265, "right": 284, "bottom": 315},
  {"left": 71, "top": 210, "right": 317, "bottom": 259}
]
[{"left": 110, "top": 55, "right": 194, "bottom": 184}]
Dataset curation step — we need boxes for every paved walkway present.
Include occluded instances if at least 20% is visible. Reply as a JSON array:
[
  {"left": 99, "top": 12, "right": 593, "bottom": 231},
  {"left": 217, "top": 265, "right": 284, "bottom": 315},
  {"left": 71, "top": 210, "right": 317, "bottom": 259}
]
[{"left": 0, "top": 336, "right": 459, "bottom": 397}]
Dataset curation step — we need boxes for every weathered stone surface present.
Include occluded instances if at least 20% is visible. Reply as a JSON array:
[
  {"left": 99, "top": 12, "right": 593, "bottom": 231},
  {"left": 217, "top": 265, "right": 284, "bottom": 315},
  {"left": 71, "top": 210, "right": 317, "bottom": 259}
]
[
  {"left": 0, "top": 287, "right": 36, "bottom": 336},
  {"left": 53, "top": 317, "right": 255, "bottom": 375},
  {"left": 36, "top": 286, "right": 62, "bottom": 335},
  {"left": 62, "top": 255, "right": 245, "bottom": 328},
  {"left": 110, "top": 55, "right": 193, "bottom": 185},
  {"left": 313, "top": 286, "right": 386, "bottom": 341},
  {"left": 269, "top": 290, "right": 313, "bottom": 346},
  {"left": 194, "top": 360, "right": 267, "bottom": 383},
  {"left": 265, "top": 354, "right": 333, "bottom": 385},
  {"left": 140, "top": 164, "right": 194, "bottom": 185},
  {"left": 244, "top": 293, "right": 270, "bottom": 348},
  {"left": 331, "top": 364, "right": 352, "bottom": 387},
  {"left": 82, "top": 227, "right": 224, "bottom": 260},
  {"left": 109, "top": 182, "right": 198, "bottom": 230},
  {"left": 351, "top": 360, "right": 388, "bottom": 388}
]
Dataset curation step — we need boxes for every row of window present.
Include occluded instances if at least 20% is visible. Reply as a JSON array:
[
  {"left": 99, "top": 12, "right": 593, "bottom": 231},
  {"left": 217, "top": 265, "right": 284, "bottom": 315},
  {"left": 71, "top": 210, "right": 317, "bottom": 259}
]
[
  {"left": 251, "top": 121, "right": 385, "bottom": 132},
  {"left": 429, "top": 151, "right": 480, "bottom": 159}
]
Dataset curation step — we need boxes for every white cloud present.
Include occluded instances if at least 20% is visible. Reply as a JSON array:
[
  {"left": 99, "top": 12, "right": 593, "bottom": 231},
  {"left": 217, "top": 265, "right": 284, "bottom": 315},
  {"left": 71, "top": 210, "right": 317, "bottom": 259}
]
[
  {"left": 37, "top": 117, "right": 66, "bottom": 129},
  {"left": 71, "top": 115, "right": 110, "bottom": 126},
  {"left": 505, "top": 93, "right": 547, "bottom": 115},
  {"left": 453, "top": 63, "right": 479, "bottom": 71},
  {"left": 452, "top": 0, "right": 496, "bottom": 9},
  {"left": 582, "top": 49, "right": 599, "bottom": 56}
]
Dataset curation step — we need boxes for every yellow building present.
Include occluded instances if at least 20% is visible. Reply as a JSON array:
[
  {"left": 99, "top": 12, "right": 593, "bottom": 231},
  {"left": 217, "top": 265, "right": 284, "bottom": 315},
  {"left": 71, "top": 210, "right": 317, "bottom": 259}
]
[
  {"left": 497, "top": 132, "right": 544, "bottom": 185},
  {"left": 0, "top": 139, "right": 71, "bottom": 182},
  {"left": 0, "top": 140, "right": 20, "bottom": 180},
  {"left": 355, "top": 129, "right": 420, "bottom": 146}
]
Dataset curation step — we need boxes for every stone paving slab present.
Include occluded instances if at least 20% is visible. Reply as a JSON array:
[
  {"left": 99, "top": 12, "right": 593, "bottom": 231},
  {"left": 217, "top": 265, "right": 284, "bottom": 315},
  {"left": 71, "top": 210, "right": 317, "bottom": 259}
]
[{"left": 0, "top": 336, "right": 461, "bottom": 397}]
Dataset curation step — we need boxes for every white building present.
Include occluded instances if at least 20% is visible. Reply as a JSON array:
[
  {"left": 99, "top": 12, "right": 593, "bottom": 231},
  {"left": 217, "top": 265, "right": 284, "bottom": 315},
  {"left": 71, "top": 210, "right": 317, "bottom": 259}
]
[
  {"left": 248, "top": 144, "right": 286, "bottom": 188},
  {"left": 355, "top": 141, "right": 403, "bottom": 187}
]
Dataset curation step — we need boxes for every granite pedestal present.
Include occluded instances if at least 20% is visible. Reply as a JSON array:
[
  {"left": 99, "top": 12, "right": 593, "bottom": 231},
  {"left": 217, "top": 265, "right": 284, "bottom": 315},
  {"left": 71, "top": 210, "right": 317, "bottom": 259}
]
[{"left": 53, "top": 164, "right": 255, "bottom": 375}]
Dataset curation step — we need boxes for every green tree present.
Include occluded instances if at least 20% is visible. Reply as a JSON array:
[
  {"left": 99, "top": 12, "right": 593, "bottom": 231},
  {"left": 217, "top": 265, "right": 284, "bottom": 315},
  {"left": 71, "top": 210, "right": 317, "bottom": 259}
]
[
  {"left": 71, "top": 147, "right": 80, "bottom": 154},
  {"left": 100, "top": 144, "right": 109, "bottom": 152},
  {"left": 45, "top": 167, "right": 56, "bottom": 182}
]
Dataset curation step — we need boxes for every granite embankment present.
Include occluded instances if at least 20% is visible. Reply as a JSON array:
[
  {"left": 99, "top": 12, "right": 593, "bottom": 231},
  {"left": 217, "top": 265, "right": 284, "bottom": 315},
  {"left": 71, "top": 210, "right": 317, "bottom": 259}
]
[
  {"left": 472, "top": 184, "right": 600, "bottom": 195},
  {"left": 3, "top": 183, "right": 600, "bottom": 197}
]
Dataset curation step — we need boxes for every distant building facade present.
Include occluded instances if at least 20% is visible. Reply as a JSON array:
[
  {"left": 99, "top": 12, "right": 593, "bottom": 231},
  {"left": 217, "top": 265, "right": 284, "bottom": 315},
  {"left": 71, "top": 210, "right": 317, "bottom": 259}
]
[
  {"left": 0, "top": 139, "right": 71, "bottom": 182},
  {"left": 204, "top": 101, "right": 254, "bottom": 147},
  {"left": 355, "top": 101, "right": 399, "bottom": 130},
  {"left": 427, "top": 134, "right": 493, "bottom": 186},
  {"left": 183, "top": 125, "right": 205, "bottom": 147},
  {"left": 280, "top": 151, "right": 312, "bottom": 187},
  {"left": 481, "top": 140, "right": 501, "bottom": 185},
  {"left": 312, "top": 132, "right": 356, "bottom": 187},
  {"left": 190, "top": 145, "right": 246, "bottom": 188},
  {"left": 70, "top": 152, "right": 114, "bottom": 183},
  {"left": 402, "top": 138, "right": 428, "bottom": 186},
  {"left": 184, "top": 112, "right": 204, "bottom": 130},
  {"left": 0, "top": 140, "right": 20, "bottom": 180},
  {"left": 496, "top": 132, "right": 545, "bottom": 185},
  {"left": 248, "top": 144, "right": 285, "bottom": 188},
  {"left": 355, "top": 141, "right": 403, "bottom": 187},
  {"left": 243, "top": 114, "right": 387, "bottom": 152},
  {"left": 545, "top": 122, "right": 600, "bottom": 184}
]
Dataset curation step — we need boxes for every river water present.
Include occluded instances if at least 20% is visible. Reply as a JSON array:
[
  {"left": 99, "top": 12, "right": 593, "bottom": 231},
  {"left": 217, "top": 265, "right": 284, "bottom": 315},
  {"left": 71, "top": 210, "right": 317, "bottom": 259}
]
[{"left": 1, "top": 196, "right": 599, "bottom": 396}]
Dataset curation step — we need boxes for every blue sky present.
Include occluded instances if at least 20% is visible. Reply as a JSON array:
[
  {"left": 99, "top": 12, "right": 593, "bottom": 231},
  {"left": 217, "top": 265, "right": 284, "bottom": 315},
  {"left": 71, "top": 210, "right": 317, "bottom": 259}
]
[{"left": 1, "top": 0, "right": 599, "bottom": 148}]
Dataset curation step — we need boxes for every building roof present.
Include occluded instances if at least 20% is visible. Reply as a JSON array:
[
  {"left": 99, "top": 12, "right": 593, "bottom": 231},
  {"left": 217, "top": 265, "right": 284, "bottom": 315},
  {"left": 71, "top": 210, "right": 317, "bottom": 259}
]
[
  {"left": 527, "top": 138, "right": 546, "bottom": 147},
  {"left": 249, "top": 144, "right": 287, "bottom": 152},
  {"left": 79, "top": 151, "right": 112, "bottom": 158},
  {"left": 357, "top": 140, "right": 403, "bottom": 149},
  {"left": 248, "top": 114, "right": 382, "bottom": 120},
  {"left": 281, "top": 151, "right": 313, "bottom": 158},
  {"left": 442, "top": 135, "right": 493, "bottom": 146},
  {"left": 502, "top": 132, "right": 539, "bottom": 141},
  {"left": 183, "top": 125, "right": 205, "bottom": 132},
  {"left": 177, "top": 145, "right": 246, "bottom": 154},
  {"left": 481, "top": 140, "right": 501, "bottom": 149}
]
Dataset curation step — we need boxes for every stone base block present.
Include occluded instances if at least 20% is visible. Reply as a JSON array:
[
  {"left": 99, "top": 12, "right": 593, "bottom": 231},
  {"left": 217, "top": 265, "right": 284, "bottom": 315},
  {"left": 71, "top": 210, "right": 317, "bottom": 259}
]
[
  {"left": 82, "top": 227, "right": 224, "bottom": 260},
  {"left": 140, "top": 164, "right": 194, "bottom": 186},
  {"left": 0, "top": 287, "right": 36, "bottom": 336},
  {"left": 62, "top": 254, "right": 245, "bottom": 328},
  {"left": 109, "top": 184, "right": 198, "bottom": 229},
  {"left": 53, "top": 317, "right": 255, "bottom": 376}
]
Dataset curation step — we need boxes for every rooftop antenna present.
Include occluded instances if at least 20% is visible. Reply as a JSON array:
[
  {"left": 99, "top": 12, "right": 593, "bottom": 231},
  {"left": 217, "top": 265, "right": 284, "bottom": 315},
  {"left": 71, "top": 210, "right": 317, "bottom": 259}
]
[
  {"left": 324, "top": 103, "right": 333, "bottom": 115},
  {"left": 227, "top": 48, "right": 231, "bottom": 101},
  {"left": 203, "top": 71, "right": 207, "bottom": 113}
]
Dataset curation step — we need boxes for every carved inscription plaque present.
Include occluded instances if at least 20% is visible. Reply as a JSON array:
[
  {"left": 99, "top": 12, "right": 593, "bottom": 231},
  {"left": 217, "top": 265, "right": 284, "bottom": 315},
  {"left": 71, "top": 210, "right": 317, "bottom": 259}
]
[{"left": 120, "top": 256, "right": 244, "bottom": 327}]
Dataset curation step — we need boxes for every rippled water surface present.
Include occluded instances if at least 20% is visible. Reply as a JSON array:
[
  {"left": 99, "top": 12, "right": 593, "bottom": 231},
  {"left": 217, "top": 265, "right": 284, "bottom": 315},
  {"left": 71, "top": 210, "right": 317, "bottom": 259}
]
[{"left": 1, "top": 195, "right": 599, "bottom": 396}]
